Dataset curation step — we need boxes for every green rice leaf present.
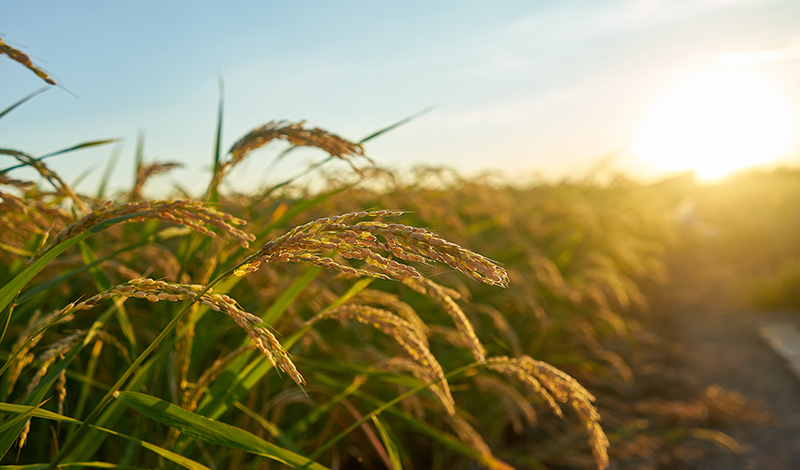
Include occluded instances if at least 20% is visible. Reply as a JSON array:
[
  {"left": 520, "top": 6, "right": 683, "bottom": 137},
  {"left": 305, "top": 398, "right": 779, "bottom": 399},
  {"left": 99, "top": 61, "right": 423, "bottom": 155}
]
[
  {"left": 0, "top": 399, "right": 46, "bottom": 434},
  {"left": 262, "top": 266, "right": 321, "bottom": 325},
  {"left": 116, "top": 391, "right": 330, "bottom": 470},
  {"left": 38, "top": 139, "right": 119, "bottom": 159},
  {"left": 196, "top": 277, "right": 373, "bottom": 421},
  {"left": 0, "top": 87, "right": 48, "bottom": 121},
  {"left": 0, "top": 402, "right": 209, "bottom": 470},
  {"left": 77, "top": 241, "right": 136, "bottom": 352},
  {"left": 96, "top": 143, "right": 122, "bottom": 199},
  {"left": 0, "top": 212, "right": 149, "bottom": 317},
  {"left": 207, "top": 74, "right": 224, "bottom": 203},
  {"left": 15, "top": 226, "right": 191, "bottom": 306},
  {"left": 0, "top": 463, "right": 144, "bottom": 469},
  {"left": 371, "top": 415, "right": 403, "bottom": 470},
  {"left": 0, "top": 306, "right": 116, "bottom": 459},
  {"left": 358, "top": 105, "right": 434, "bottom": 143}
]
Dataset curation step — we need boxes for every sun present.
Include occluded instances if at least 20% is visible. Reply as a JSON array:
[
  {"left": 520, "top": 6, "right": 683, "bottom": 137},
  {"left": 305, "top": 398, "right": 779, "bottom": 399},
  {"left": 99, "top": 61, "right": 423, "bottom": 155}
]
[{"left": 634, "top": 69, "right": 797, "bottom": 180}]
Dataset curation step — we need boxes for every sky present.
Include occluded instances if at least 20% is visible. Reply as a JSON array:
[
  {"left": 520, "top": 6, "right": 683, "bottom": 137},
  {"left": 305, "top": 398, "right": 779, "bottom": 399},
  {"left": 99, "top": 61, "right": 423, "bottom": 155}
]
[{"left": 2, "top": 0, "right": 800, "bottom": 195}]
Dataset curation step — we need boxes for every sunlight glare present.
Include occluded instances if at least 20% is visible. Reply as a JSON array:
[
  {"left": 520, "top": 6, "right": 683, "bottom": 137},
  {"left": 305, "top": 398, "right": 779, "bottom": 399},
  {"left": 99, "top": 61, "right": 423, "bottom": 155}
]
[{"left": 634, "top": 70, "right": 797, "bottom": 179}]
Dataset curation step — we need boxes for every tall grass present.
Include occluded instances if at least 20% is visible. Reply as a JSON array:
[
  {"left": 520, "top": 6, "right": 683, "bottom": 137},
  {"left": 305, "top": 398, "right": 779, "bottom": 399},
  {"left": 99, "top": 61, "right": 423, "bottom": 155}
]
[{"left": 0, "top": 46, "right": 677, "bottom": 470}]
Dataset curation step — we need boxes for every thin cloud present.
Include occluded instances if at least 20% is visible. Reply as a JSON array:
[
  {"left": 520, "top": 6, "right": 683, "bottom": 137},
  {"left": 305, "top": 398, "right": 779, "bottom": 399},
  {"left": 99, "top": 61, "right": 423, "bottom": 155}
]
[{"left": 718, "top": 37, "right": 800, "bottom": 65}]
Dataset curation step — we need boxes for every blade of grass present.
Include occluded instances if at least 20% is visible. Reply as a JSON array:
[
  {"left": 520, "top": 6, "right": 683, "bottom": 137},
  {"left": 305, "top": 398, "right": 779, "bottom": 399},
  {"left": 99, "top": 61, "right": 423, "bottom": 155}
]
[
  {"left": 315, "top": 373, "right": 514, "bottom": 470},
  {"left": 232, "top": 401, "right": 299, "bottom": 452},
  {"left": 0, "top": 402, "right": 210, "bottom": 470},
  {"left": 0, "top": 462, "right": 144, "bottom": 470},
  {"left": 195, "top": 278, "right": 373, "bottom": 421},
  {"left": 116, "top": 391, "right": 330, "bottom": 470},
  {"left": 371, "top": 415, "right": 403, "bottom": 470},
  {"left": 44, "top": 253, "right": 252, "bottom": 470},
  {"left": 0, "top": 463, "right": 144, "bottom": 469},
  {"left": 262, "top": 267, "right": 321, "bottom": 325},
  {"left": 71, "top": 165, "right": 99, "bottom": 190},
  {"left": 0, "top": 211, "right": 155, "bottom": 345},
  {"left": 0, "top": 399, "right": 47, "bottom": 434},
  {"left": 61, "top": 282, "right": 224, "bottom": 462},
  {"left": 303, "top": 362, "right": 479, "bottom": 465},
  {"left": 132, "top": 132, "right": 144, "bottom": 190},
  {"left": 0, "top": 139, "right": 118, "bottom": 175},
  {"left": 39, "top": 139, "right": 119, "bottom": 159},
  {"left": 96, "top": 143, "right": 122, "bottom": 199},
  {"left": 16, "top": 226, "right": 191, "bottom": 306},
  {"left": 286, "top": 375, "right": 367, "bottom": 439},
  {"left": 77, "top": 241, "right": 137, "bottom": 353},
  {"left": 71, "top": 340, "right": 104, "bottom": 423},
  {"left": 207, "top": 74, "right": 224, "bottom": 203},
  {"left": 358, "top": 105, "right": 434, "bottom": 143},
  {"left": 0, "top": 304, "right": 117, "bottom": 458},
  {"left": 0, "top": 87, "right": 48, "bottom": 121}
]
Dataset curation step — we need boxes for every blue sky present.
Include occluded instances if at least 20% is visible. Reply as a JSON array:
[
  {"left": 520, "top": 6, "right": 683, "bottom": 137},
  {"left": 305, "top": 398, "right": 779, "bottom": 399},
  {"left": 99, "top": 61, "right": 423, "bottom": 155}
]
[{"left": 3, "top": 0, "right": 800, "bottom": 195}]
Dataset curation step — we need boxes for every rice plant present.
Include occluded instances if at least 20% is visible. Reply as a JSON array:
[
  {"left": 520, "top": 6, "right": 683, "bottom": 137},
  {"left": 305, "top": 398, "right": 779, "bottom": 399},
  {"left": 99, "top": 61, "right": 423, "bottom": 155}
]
[{"left": 0, "top": 43, "right": 681, "bottom": 470}]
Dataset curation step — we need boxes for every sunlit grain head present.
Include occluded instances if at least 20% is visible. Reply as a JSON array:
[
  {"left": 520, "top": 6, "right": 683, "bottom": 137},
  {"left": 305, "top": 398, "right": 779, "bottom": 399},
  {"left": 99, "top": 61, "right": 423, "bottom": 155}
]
[{"left": 634, "top": 69, "right": 797, "bottom": 180}]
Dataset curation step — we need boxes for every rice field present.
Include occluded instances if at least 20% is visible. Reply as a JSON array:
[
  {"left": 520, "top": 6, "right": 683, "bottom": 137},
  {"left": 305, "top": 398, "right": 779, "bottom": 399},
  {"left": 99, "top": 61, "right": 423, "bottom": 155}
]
[{"left": 2, "top": 38, "right": 799, "bottom": 470}]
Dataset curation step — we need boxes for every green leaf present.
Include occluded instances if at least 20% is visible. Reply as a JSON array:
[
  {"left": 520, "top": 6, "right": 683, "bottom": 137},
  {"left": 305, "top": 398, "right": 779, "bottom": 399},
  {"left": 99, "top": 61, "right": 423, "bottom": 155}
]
[
  {"left": 116, "top": 391, "right": 330, "bottom": 470},
  {"left": 0, "top": 399, "right": 47, "bottom": 434},
  {"left": 16, "top": 225, "right": 191, "bottom": 306},
  {"left": 196, "top": 277, "right": 373, "bottom": 421},
  {"left": 358, "top": 105, "right": 434, "bottom": 143},
  {"left": 262, "top": 266, "right": 321, "bottom": 325},
  {"left": 96, "top": 143, "right": 122, "bottom": 199},
  {"left": 372, "top": 415, "right": 403, "bottom": 470},
  {"left": 64, "top": 278, "right": 220, "bottom": 462},
  {"left": 0, "top": 462, "right": 143, "bottom": 470},
  {"left": 71, "top": 164, "right": 99, "bottom": 190},
  {"left": 286, "top": 375, "right": 366, "bottom": 439},
  {"left": 356, "top": 389, "right": 514, "bottom": 470},
  {"left": 0, "top": 87, "right": 48, "bottom": 121},
  {"left": 207, "top": 74, "right": 224, "bottom": 203},
  {"left": 77, "top": 241, "right": 136, "bottom": 352},
  {"left": 0, "top": 402, "right": 210, "bottom": 470},
  {"left": 38, "top": 139, "right": 119, "bottom": 159},
  {"left": 245, "top": 183, "right": 353, "bottom": 235},
  {"left": 0, "top": 306, "right": 116, "bottom": 459},
  {"left": 0, "top": 139, "right": 118, "bottom": 175},
  {"left": 232, "top": 401, "right": 299, "bottom": 452},
  {"left": 0, "top": 212, "right": 150, "bottom": 317}
]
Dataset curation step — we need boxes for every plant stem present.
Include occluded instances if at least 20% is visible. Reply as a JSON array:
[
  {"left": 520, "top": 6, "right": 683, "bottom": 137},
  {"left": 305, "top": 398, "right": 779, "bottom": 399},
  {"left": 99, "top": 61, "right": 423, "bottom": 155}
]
[
  {"left": 44, "top": 263, "right": 244, "bottom": 470},
  {"left": 303, "top": 362, "right": 480, "bottom": 465}
]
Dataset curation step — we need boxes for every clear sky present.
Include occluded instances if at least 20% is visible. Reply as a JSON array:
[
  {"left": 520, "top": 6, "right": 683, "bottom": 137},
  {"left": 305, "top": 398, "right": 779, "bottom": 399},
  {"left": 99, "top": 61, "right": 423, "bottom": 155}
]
[{"left": 3, "top": 0, "right": 800, "bottom": 195}]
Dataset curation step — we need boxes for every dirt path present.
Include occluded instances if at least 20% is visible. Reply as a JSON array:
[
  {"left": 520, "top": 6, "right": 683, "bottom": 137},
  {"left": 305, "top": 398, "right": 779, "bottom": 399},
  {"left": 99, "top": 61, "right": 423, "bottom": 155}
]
[{"left": 645, "top": 251, "right": 800, "bottom": 469}]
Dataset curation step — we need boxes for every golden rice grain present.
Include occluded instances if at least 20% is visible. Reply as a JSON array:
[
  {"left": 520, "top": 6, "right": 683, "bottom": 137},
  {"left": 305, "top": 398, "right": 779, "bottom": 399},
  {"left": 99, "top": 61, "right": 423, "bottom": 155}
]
[
  {"left": 307, "top": 304, "right": 455, "bottom": 415},
  {"left": 0, "top": 37, "right": 56, "bottom": 85}
]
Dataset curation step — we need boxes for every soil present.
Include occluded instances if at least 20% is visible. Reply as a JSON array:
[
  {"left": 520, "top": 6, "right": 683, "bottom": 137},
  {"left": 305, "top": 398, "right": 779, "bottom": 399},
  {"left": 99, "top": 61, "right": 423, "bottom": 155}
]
[{"left": 612, "top": 245, "right": 800, "bottom": 469}]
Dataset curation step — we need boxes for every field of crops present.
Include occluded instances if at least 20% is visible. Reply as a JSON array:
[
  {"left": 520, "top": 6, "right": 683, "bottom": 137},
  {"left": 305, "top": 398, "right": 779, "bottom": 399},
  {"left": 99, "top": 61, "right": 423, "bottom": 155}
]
[{"left": 2, "top": 38, "right": 799, "bottom": 470}]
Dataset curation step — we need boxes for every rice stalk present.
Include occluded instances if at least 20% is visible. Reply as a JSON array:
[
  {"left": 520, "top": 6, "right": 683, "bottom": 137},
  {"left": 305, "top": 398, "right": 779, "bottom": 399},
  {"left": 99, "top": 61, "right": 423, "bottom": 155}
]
[
  {"left": 476, "top": 305, "right": 521, "bottom": 357},
  {"left": 306, "top": 304, "right": 456, "bottom": 415},
  {"left": 37, "top": 199, "right": 256, "bottom": 260},
  {"left": 411, "top": 278, "right": 486, "bottom": 362},
  {"left": 378, "top": 357, "right": 453, "bottom": 415},
  {"left": 473, "top": 375, "right": 537, "bottom": 433},
  {"left": 35, "top": 278, "right": 304, "bottom": 386},
  {"left": 130, "top": 160, "right": 183, "bottom": 201},
  {"left": 0, "top": 37, "right": 56, "bottom": 85},
  {"left": 485, "top": 355, "right": 609, "bottom": 470},
  {"left": 352, "top": 289, "right": 429, "bottom": 346},
  {"left": 209, "top": 120, "right": 371, "bottom": 194},
  {"left": 236, "top": 210, "right": 508, "bottom": 287},
  {"left": 0, "top": 148, "right": 87, "bottom": 212},
  {"left": 5, "top": 310, "right": 74, "bottom": 396}
]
